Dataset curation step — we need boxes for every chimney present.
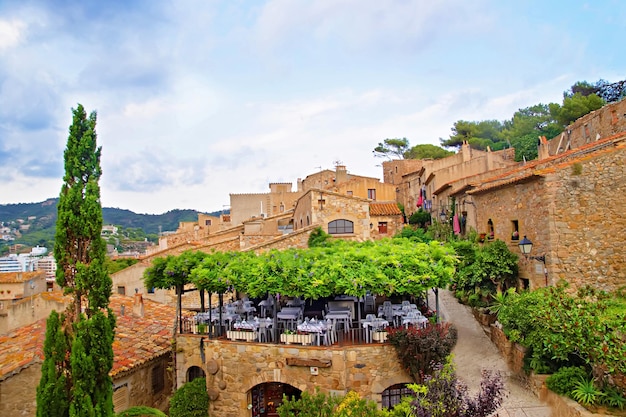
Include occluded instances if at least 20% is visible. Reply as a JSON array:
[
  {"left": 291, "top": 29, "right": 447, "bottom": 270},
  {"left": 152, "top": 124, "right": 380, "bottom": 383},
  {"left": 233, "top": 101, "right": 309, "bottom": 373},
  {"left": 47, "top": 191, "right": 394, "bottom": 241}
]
[
  {"left": 538, "top": 136, "right": 550, "bottom": 160},
  {"left": 335, "top": 165, "right": 347, "bottom": 184},
  {"left": 133, "top": 292, "right": 145, "bottom": 318}
]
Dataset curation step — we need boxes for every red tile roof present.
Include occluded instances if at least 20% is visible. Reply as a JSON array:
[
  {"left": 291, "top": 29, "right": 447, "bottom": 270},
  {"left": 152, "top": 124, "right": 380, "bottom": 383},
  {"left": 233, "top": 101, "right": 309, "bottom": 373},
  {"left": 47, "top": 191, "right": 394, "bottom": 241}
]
[
  {"left": 0, "top": 293, "right": 176, "bottom": 381},
  {"left": 370, "top": 202, "right": 402, "bottom": 216}
]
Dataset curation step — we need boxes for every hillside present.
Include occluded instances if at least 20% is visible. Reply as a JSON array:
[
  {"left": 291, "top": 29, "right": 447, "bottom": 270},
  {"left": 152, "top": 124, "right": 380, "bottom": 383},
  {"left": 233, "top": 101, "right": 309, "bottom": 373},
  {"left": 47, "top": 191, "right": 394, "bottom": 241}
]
[{"left": 0, "top": 198, "right": 218, "bottom": 253}]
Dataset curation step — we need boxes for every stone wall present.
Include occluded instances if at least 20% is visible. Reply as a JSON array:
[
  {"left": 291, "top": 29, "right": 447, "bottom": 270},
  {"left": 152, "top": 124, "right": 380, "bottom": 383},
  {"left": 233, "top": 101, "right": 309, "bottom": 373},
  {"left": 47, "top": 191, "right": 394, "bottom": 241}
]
[
  {"left": 0, "top": 363, "right": 39, "bottom": 416},
  {"left": 473, "top": 177, "right": 551, "bottom": 289},
  {"left": 176, "top": 335, "right": 412, "bottom": 417},
  {"left": 548, "top": 99, "right": 626, "bottom": 154},
  {"left": 0, "top": 292, "right": 67, "bottom": 334},
  {"left": 546, "top": 145, "right": 626, "bottom": 291},
  {"left": 0, "top": 357, "right": 172, "bottom": 417},
  {"left": 113, "top": 355, "right": 173, "bottom": 414}
]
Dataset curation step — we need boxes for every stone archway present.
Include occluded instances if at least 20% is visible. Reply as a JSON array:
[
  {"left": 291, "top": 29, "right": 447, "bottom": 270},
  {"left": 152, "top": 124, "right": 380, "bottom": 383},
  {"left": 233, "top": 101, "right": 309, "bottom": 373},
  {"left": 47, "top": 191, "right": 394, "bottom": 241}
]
[
  {"left": 186, "top": 365, "right": 206, "bottom": 383},
  {"left": 248, "top": 382, "right": 301, "bottom": 417}
]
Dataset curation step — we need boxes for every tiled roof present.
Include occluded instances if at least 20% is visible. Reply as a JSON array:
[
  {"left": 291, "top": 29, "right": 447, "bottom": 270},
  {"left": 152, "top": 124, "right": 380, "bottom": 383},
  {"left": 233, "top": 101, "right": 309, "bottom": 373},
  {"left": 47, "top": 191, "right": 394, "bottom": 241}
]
[
  {"left": 0, "top": 318, "right": 46, "bottom": 381},
  {"left": 370, "top": 202, "right": 402, "bottom": 216},
  {"left": 0, "top": 271, "right": 45, "bottom": 284},
  {"left": 0, "top": 293, "right": 176, "bottom": 381}
]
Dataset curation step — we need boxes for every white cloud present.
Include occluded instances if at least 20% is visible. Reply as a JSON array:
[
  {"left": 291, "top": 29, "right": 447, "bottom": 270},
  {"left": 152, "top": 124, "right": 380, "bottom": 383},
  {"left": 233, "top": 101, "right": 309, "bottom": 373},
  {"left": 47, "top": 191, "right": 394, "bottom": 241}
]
[{"left": 0, "top": 18, "right": 26, "bottom": 51}]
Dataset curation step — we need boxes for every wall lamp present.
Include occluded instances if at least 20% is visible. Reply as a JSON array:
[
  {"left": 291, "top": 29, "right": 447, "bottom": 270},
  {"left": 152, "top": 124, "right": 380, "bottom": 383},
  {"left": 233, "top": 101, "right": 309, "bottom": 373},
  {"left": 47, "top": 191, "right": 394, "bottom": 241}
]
[{"left": 518, "top": 235, "right": 546, "bottom": 263}]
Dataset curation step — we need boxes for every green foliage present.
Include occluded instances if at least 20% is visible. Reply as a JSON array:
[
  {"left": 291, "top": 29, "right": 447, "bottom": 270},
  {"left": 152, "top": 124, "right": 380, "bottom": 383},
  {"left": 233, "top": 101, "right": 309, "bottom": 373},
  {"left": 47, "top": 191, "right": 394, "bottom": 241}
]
[
  {"left": 488, "top": 288, "right": 515, "bottom": 317},
  {"left": 556, "top": 93, "right": 605, "bottom": 127},
  {"left": 185, "top": 239, "right": 458, "bottom": 300},
  {"left": 277, "top": 389, "right": 388, "bottom": 417},
  {"left": 37, "top": 310, "right": 70, "bottom": 417},
  {"left": 450, "top": 239, "right": 517, "bottom": 299},
  {"left": 373, "top": 138, "right": 410, "bottom": 159},
  {"left": 394, "top": 226, "right": 430, "bottom": 242},
  {"left": 37, "top": 104, "right": 116, "bottom": 417},
  {"left": 497, "top": 284, "right": 626, "bottom": 376},
  {"left": 308, "top": 227, "right": 332, "bottom": 247},
  {"left": 601, "top": 385, "right": 626, "bottom": 410},
  {"left": 571, "top": 378, "right": 604, "bottom": 407},
  {"left": 387, "top": 323, "right": 458, "bottom": 382},
  {"left": 169, "top": 378, "right": 209, "bottom": 417},
  {"left": 408, "top": 209, "right": 431, "bottom": 228},
  {"left": 115, "top": 406, "right": 167, "bottom": 417},
  {"left": 440, "top": 120, "right": 505, "bottom": 149},
  {"left": 105, "top": 258, "right": 139, "bottom": 275},
  {"left": 405, "top": 144, "right": 453, "bottom": 160},
  {"left": 545, "top": 366, "right": 589, "bottom": 396}
]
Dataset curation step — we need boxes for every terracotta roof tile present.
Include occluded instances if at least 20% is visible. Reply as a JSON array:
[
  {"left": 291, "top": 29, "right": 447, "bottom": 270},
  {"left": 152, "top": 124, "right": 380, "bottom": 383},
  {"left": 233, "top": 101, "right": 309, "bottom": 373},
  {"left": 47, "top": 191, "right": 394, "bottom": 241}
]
[
  {"left": 0, "top": 292, "right": 176, "bottom": 381},
  {"left": 370, "top": 202, "right": 402, "bottom": 216},
  {"left": 0, "top": 271, "right": 45, "bottom": 284}
]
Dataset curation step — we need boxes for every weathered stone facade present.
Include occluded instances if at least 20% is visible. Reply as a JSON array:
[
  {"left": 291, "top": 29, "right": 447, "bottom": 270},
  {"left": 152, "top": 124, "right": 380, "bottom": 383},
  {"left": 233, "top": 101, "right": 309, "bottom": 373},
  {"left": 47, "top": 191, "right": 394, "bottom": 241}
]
[
  {"left": 468, "top": 135, "right": 626, "bottom": 291},
  {"left": 176, "top": 335, "right": 412, "bottom": 417}
]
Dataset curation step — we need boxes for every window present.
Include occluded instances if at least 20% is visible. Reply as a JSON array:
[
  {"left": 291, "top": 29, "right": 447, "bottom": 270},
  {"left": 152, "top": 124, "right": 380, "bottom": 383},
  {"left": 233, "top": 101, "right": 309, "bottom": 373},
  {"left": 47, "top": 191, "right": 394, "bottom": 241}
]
[
  {"left": 487, "top": 219, "right": 494, "bottom": 240},
  {"left": 328, "top": 219, "right": 354, "bottom": 234},
  {"left": 148, "top": 287, "right": 155, "bottom": 294},
  {"left": 346, "top": 191, "right": 353, "bottom": 196},
  {"left": 117, "top": 286, "right": 126, "bottom": 295},
  {"left": 113, "top": 384, "right": 129, "bottom": 413},
  {"left": 205, "top": 219, "right": 212, "bottom": 226},
  {"left": 378, "top": 222, "right": 388, "bottom": 234},
  {"left": 381, "top": 384, "right": 413, "bottom": 409},
  {"left": 280, "top": 203, "right": 285, "bottom": 213},
  {"left": 511, "top": 220, "right": 519, "bottom": 240},
  {"left": 152, "top": 363, "right": 165, "bottom": 394},
  {"left": 367, "top": 189, "right": 376, "bottom": 200}
]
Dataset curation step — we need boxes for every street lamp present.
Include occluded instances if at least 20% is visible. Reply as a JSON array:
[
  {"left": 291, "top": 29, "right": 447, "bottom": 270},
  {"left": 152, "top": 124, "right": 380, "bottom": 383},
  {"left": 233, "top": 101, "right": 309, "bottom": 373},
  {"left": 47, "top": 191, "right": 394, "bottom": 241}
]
[
  {"left": 517, "top": 236, "right": 545, "bottom": 262},
  {"left": 439, "top": 210, "right": 447, "bottom": 223},
  {"left": 518, "top": 235, "right": 548, "bottom": 286}
]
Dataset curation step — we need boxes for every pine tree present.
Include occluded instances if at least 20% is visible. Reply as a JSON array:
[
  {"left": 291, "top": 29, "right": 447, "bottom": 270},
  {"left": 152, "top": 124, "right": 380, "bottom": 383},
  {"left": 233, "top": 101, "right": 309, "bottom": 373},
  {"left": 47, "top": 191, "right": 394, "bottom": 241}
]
[{"left": 37, "top": 104, "right": 116, "bottom": 417}]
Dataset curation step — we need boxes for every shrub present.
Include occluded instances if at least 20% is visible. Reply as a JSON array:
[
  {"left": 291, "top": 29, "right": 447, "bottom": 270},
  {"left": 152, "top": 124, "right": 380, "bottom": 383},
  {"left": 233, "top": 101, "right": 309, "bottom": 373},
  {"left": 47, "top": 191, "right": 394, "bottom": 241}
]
[
  {"left": 571, "top": 378, "right": 604, "bottom": 407},
  {"left": 409, "top": 356, "right": 506, "bottom": 417},
  {"left": 602, "top": 385, "right": 626, "bottom": 410},
  {"left": 546, "top": 367, "right": 589, "bottom": 396},
  {"left": 387, "top": 323, "right": 458, "bottom": 382},
  {"left": 169, "top": 378, "right": 209, "bottom": 417}
]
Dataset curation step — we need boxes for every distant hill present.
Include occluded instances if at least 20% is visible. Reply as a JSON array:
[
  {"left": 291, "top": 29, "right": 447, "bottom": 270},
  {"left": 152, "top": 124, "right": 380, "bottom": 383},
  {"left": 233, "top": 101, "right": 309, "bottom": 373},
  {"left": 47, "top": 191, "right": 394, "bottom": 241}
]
[{"left": 0, "top": 198, "right": 220, "bottom": 252}]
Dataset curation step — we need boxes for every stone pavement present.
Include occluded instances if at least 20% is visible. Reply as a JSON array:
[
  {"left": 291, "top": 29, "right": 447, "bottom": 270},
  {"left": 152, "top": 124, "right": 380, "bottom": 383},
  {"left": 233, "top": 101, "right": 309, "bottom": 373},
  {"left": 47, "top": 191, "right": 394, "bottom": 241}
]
[{"left": 429, "top": 289, "right": 552, "bottom": 417}]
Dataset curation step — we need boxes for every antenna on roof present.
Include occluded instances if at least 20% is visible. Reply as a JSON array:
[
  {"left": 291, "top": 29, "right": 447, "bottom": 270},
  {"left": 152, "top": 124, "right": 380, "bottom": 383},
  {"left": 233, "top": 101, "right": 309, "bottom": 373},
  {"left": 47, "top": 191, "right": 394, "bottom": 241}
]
[{"left": 314, "top": 166, "right": 322, "bottom": 171}]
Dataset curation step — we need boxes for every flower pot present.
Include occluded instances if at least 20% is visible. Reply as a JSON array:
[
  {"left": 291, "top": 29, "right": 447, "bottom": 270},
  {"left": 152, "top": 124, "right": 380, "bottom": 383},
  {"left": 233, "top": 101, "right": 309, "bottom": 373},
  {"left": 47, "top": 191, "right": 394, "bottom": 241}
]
[
  {"left": 227, "top": 330, "right": 257, "bottom": 342},
  {"left": 280, "top": 333, "right": 314, "bottom": 345},
  {"left": 372, "top": 331, "right": 388, "bottom": 342}
]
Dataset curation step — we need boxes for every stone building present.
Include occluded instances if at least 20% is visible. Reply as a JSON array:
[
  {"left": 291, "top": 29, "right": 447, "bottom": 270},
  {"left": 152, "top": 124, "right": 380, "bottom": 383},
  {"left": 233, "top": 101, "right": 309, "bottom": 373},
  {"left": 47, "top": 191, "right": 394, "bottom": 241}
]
[
  {"left": 383, "top": 143, "right": 517, "bottom": 219},
  {"left": 443, "top": 100, "right": 626, "bottom": 291},
  {"left": 175, "top": 336, "right": 413, "bottom": 417},
  {"left": 0, "top": 293, "right": 176, "bottom": 416}
]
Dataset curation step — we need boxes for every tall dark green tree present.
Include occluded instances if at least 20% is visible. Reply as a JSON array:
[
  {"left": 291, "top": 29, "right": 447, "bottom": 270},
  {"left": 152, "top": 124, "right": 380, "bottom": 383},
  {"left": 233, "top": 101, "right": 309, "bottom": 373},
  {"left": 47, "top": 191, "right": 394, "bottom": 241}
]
[{"left": 37, "top": 104, "right": 116, "bottom": 417}]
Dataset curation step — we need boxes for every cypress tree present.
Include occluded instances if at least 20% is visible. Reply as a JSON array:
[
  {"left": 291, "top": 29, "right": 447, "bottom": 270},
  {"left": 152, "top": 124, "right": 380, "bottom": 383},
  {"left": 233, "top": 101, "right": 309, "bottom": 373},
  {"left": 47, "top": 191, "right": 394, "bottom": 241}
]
[{"left": 37, "top": 104, "right": 116, "bottom": 417}]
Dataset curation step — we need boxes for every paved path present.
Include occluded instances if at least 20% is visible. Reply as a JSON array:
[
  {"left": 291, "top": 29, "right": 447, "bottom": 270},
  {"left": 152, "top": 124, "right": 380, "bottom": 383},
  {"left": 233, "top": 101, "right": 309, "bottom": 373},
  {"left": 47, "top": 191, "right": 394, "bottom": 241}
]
[{"left": 429, "top": 289, "right": 552, "bottom": 417}]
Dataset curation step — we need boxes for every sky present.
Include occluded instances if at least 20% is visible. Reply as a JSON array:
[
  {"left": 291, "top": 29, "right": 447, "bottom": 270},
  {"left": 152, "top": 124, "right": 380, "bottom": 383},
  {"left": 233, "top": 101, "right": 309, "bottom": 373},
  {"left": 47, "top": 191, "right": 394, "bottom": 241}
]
[{"left": 0, "top": 1, "right": 624, "bottom": 215}]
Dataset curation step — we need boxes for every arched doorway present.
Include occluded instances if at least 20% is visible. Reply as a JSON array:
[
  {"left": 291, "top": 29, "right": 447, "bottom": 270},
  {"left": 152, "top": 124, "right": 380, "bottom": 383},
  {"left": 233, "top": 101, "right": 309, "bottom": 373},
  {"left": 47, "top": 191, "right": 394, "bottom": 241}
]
[
  {"left": 186, "top": 366, "right": 206, "bottom": 383},
  {"left": 249, "top": 382, "right": 301, "bottom": 417},
  {"left": 381, "top": 383, "right": 413, "bottom": 409}
]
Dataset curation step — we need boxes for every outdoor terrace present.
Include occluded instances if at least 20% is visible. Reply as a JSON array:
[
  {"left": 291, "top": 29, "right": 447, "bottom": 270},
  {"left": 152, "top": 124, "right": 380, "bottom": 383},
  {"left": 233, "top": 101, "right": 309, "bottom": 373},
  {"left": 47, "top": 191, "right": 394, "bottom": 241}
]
[{"left": 179, "top": 294, "right": 434, "bottom": 346}]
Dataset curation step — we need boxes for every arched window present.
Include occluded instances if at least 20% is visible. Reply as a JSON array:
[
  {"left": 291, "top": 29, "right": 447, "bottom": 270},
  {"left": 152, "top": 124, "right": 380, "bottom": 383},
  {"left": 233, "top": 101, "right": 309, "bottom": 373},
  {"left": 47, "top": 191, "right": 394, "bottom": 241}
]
[
  {"left": 381, "top": 383, "right": 413, "bottom": 409},
  {"left": 186, "top": 366, "right": 205, "bottom": 383},
  {"left": 306, "top": 215, "right": 310, "bottom": 226},
  {"left": 328, "top": 219, "right": 354, "bottom": 234}
]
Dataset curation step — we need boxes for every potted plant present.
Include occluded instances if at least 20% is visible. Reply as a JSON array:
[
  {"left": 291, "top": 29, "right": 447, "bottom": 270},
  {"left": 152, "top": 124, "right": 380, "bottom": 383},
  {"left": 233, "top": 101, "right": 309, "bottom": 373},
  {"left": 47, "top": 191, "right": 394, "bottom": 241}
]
[
  {"left": 372, "top": 329, "right": 388, "bottom": 342},
  {"left": 280, "top": 330, "right": 313, "bottom": 345},
  {"left": 197, "top": 323, "right": 207, "bottom": 334}
]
